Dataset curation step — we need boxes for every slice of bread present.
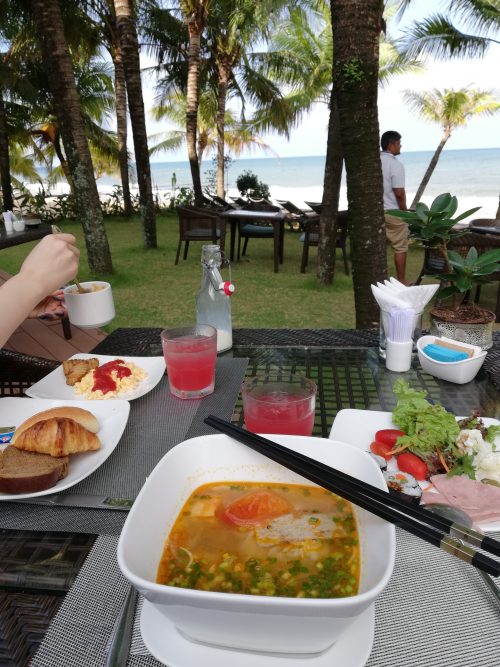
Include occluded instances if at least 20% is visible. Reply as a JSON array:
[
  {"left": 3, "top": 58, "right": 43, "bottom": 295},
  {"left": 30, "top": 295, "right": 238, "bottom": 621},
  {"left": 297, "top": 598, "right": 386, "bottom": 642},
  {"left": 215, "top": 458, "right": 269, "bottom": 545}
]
[
  {"left": 12, "top": 406, "right": 99, "bottom": 444},
  {"left": 63, "top": 358, "right": 99, "bottom": 386},
  {"left": 12, "top": 418, "right": 101, "bottom": 457},
  {"left": 0, "top": 446, "right": 69, "bottom": 494}
]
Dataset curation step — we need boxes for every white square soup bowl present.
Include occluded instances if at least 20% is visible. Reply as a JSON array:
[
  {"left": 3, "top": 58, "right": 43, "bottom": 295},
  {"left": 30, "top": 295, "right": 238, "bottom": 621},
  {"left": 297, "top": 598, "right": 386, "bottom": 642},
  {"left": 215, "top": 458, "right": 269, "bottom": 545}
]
[
  {"left": 63, "top": 281, "right": 115, "bottom": 328},
  {"left": 117, "top": 434, "right": 395, "bottom": 655}
]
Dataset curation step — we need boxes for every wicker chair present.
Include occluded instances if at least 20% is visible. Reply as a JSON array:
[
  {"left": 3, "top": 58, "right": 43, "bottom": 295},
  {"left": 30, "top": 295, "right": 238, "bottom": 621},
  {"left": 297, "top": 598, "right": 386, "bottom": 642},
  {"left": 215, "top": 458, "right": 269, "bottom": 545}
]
[
  {"left": 237, "top": 200, "right": 280, "bottom": 260},
  {"left": 275, "top": 200, "right": 318, "bottom": 232},
  {"left": 299, "top": 207, "right": 350, "bottom": 275},
  {"left": 175, "top": 206, "right": 226, "bottom": 264}
]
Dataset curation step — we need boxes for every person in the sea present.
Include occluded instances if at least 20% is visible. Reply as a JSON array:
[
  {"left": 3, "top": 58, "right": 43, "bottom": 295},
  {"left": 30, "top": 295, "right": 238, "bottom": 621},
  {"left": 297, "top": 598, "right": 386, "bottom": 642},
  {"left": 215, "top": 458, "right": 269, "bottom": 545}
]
[
  {"left": 0, "top": 232, "right": 80, "bottom": 346},
  {"left": 380, "top": 130, "right": 408, "bottom": 283}
]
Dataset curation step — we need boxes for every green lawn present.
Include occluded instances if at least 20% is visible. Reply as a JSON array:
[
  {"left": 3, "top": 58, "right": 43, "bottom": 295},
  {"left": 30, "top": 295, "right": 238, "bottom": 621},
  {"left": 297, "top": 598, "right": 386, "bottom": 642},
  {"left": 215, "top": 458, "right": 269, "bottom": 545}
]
[{"left": 2, "top": 213, "right": 498, "bottom": 332}]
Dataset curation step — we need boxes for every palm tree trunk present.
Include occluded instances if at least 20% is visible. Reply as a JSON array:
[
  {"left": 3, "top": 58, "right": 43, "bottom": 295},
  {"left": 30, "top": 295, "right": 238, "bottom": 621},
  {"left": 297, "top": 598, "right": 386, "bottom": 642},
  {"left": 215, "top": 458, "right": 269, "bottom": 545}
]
[
  {"left": 0, "top": 93, "right": 14, "bottom": 211},
  {"left": 216, "top": 59, "right": 230, "bottom": 198},
  {"left": 410, "top": 128, "right": 451, "bottom": 208},
  {"left": 186, "top": 13, "right": 205, "bottom": 206},
  {"left": 331, "top": 0, "right": 386, "bottom": 328},
  {"left": 114, "top": 0, "right": 157, "bottom": 248},
  {"left": 317, "top": 88, "right": 343, "bottom": 285},
  {"left": 30, "top": 0, "right": 113, "bottom": 274},
  {"left": 53, "top": 132, "right": 76, "bottom": 195},
  {"left": 112, "top": 39, "right": 133, "bottom": 217}
]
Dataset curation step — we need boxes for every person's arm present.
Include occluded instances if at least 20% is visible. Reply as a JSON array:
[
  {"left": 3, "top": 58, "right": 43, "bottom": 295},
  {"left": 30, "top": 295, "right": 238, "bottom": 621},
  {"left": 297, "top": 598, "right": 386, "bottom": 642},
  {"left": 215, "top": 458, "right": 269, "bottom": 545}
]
[
  {"left": 393, "top": 187, "right": 407, "bottom": 211},
  {"left": 0, "top": 233, "right": 79, "bottom": 347}
]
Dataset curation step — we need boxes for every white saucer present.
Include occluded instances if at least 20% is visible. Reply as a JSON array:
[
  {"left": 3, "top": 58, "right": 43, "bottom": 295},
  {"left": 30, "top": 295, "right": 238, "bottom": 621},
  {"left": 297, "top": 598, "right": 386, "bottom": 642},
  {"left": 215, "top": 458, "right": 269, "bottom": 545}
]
[{"left": 140, "top": 600, "right": 375, "bottom": 667}]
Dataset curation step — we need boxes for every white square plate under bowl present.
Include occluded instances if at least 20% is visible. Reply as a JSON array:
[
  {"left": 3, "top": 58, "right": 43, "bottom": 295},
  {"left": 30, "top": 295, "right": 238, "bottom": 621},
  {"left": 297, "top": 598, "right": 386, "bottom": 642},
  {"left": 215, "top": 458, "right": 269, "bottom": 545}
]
[
  {"left": 26, "top": 354, "right": 165, "bottom": 401},
  {"left": 140, "top": 598, "right": 375, "bottom": 667},
  {"left": 330, "top": 408, "right": 500, "bottom": 532},
  {"left": 0, "top": 397, "right": 130, "bottom": 500}
]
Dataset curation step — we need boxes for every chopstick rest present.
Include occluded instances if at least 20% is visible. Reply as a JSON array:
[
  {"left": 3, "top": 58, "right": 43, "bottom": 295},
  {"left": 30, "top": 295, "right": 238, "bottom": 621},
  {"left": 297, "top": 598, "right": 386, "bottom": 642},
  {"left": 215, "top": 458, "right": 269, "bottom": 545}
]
[{"left": 204, "top": 415, "right": 500, "bottom": 577}]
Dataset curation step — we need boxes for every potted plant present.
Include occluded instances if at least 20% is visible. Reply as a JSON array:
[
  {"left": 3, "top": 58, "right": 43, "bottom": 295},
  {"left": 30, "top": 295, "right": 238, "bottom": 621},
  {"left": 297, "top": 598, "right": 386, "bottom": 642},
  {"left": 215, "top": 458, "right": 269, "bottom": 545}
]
[{"left": 388, "top": 193, "right": 500, "bottom": 348}]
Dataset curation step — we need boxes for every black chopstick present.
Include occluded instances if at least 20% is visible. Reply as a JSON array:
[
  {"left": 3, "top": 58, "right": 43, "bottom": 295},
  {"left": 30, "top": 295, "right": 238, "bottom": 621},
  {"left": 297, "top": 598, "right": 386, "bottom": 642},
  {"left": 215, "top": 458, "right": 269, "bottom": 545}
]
[
  {"left": 204, "top": 416, "right": 500, "bottom": 577},
  {"left": 205, "top": 415, "right": 493, "bottom": 553}
]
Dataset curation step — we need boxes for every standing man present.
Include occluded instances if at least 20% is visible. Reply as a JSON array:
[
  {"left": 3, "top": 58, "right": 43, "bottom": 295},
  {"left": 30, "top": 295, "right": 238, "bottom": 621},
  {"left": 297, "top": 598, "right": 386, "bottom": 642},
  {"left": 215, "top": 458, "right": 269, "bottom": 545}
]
[{"left": 380, "top": 131, "right": 408, "bottom": 283}]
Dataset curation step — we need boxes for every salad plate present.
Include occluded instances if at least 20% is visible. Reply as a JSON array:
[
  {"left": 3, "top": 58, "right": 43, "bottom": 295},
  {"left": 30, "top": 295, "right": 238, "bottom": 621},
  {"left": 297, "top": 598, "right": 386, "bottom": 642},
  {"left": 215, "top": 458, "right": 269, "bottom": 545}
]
[
  {"left": 329, "top": 409, "right": 500, "bottom": 532},
  {"left": 140, "top": 599, "right": 375, "bottom": 667},
  {"left": 26, "top": 354, "right": 165, "bottom": 401},
  {"left": 0, "top": 397, "right": 130, "bottom": 500}
]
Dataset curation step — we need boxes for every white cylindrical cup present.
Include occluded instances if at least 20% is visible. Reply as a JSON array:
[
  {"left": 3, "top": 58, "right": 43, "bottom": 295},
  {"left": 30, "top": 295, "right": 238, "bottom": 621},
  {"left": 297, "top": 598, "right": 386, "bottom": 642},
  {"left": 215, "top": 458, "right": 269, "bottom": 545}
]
[
  {"left": 12, "top": 216, "right": 25, "bottom": 232},
  {"left": 3, "top": 212, "right": 14, "bottom": 234},
  {"left": 63, "top": 281, "right": 115, "bottom": 328},
  {"left": 385, "top": 339, "right": 413, "bottom": 372}
]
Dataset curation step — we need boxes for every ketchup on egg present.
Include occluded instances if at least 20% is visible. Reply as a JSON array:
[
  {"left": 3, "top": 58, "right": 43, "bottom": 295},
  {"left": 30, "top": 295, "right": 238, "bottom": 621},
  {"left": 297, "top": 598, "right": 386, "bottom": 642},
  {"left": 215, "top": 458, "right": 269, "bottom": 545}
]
[{"left": 92, "top": 359, "right": 131, "bottom": 394}]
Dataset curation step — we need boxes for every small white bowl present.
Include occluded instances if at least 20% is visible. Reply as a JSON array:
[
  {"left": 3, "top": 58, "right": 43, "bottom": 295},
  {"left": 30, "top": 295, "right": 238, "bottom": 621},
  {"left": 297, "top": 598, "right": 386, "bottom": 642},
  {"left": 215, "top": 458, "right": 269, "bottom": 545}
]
[
  {"left": 117, "top": 434, "right": 395, "bottom": 655},
  {"left": 63, "top": 281, "right": 115, "bottom": 328},
  {"left": 417, "top": 335, "right": 487, "bottom": 384}
]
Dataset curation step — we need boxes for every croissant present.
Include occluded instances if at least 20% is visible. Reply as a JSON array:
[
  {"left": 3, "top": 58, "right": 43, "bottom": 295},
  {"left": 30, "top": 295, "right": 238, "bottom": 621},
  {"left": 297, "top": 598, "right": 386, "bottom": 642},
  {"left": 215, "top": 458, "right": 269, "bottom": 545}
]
[{"left": 13, "top": 417, "right": 101, "bottom": 457}]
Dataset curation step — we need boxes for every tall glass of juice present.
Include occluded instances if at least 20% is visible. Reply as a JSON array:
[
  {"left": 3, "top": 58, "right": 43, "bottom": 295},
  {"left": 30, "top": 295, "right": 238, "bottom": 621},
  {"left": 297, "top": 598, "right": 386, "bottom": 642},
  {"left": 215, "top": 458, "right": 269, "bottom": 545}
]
[
  {"left": 241, "top": 374, "right": 317, "bottom": 435},
  {"left": 161, "top": 325, "right": 217, "bottom": 399}
]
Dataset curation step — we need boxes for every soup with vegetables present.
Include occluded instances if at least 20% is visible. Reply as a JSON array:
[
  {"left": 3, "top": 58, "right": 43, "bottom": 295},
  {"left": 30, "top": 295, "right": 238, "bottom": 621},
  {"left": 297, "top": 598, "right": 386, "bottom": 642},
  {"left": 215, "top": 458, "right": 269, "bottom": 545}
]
[{"left": 156, "top": 482, "right": 360, "bottom": 599}]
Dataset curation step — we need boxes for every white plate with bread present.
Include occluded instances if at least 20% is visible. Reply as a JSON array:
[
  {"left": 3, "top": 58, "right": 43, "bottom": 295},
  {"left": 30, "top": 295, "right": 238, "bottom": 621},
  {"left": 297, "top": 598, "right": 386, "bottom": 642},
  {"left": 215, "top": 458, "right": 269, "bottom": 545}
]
[
  {"left": 0, "top": 398, "right": 130, "bottom": 499},
  {"left": 25, "top": 354, "right": 165, "bottom": 401}
]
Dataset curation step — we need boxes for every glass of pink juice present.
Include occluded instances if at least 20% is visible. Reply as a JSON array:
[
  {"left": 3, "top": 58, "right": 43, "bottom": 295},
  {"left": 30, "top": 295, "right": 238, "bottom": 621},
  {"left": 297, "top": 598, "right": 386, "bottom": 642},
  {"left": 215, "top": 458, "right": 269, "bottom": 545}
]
[
  {"left": 161, "top": 325, "right": 217, "bottom": 399},
  {"left": 241, "top": 374, "right": 317, "bottom": 435}
]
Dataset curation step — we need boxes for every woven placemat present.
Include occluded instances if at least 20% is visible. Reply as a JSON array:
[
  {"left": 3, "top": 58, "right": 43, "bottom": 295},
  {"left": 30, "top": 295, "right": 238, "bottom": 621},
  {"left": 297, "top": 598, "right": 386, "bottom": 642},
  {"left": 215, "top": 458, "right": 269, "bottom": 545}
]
[
  {"left": 0, "top": 358, "right": 248, "bottom": 536},
  {"left": 31, "top": 529, "right": 500, "bottom": 667}
]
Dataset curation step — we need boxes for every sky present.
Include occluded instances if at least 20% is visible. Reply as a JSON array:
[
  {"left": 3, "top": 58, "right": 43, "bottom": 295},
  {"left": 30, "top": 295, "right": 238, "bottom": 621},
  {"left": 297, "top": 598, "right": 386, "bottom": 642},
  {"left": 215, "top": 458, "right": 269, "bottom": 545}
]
[{"left": 142, "top": 2, "right": 500, "bottom": 162}]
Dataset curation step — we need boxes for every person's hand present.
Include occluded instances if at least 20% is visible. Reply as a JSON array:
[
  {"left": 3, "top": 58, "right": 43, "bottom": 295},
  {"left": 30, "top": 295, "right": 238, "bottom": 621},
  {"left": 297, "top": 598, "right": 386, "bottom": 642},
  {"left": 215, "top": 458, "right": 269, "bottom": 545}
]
[
  {"left": 19, "top": 233, "right": 80, "bottom": 298},
  {"left": 29, "top": 290, "right": 66, "bottom": 320}
]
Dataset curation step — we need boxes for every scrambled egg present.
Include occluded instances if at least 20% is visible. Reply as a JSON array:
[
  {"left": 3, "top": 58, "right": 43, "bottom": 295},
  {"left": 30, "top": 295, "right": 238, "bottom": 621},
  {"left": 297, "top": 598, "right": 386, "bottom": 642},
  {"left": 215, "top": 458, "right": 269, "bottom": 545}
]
[{"left": 74, "top": 362, "right": 147, "bottom": 399}]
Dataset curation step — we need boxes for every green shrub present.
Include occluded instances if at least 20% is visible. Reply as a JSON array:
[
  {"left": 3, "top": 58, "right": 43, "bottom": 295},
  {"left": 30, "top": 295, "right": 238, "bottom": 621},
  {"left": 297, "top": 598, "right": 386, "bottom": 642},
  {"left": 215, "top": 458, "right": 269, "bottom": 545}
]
[{"left": 235, "top": 170, "right": 270, "bottom": 199}]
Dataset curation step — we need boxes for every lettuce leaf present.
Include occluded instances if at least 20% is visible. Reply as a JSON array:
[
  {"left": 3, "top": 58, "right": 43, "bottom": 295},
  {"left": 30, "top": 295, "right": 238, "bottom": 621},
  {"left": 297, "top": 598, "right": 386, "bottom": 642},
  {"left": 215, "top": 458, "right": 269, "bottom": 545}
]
[{"left": 392, "top": 379, "right": 460, "bottom": 457}]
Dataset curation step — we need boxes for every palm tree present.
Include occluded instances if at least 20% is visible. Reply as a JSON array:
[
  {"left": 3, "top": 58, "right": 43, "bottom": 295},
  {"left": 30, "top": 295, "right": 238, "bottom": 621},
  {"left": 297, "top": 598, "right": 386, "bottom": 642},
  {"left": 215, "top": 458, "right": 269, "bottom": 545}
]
[
  {"left": 330, "top": 0, "right": 387, "bottom": 328},
  {"left": 252, "top": 1, "right": 420, "bottom": 284},
  {"left": 114, "top": 0, "right": 157, "bottom": 248},
  {"left": 398, "top": 0, "right": 500, "bottom": 61},
  {"left": 30, "top": 0, "right": 113, "bottom": 274},
  {"left": 84, "top": 0, "right": 133, "bottom": 216},
  {"left": 181, "top": 0, "right": 208, "bottom": 206},
  {"left": 404, "top": 87, "right": 500, "bottom": 208},
  {"left": 150, "top": 90, "right": 276, "bottom": 166}
]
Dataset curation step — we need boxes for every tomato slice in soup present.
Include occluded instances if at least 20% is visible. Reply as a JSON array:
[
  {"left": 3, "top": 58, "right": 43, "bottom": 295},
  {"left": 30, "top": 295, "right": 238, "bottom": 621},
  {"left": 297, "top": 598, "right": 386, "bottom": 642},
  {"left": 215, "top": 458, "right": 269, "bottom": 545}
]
[{"left": 222, "top": 490, "right": 292, "bottom": 526}]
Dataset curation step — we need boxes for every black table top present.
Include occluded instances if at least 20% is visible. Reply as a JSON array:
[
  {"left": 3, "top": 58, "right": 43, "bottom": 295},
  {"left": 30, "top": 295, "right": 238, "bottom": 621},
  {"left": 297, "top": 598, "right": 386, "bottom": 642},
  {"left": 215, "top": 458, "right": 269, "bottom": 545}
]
[
  {"left": 2, "top": 327, "right": 500, "bottom": 666},
  {"left": 0, "top": 224, "right": 52, "bottom": 250}
]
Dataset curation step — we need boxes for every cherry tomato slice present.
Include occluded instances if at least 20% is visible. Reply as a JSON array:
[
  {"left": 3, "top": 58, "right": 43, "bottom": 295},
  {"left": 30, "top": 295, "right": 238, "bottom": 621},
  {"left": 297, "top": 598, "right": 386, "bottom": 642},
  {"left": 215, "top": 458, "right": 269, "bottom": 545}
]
[
  {"left": 397, "top": 452, "right": 428, "bottom": 481},
  {"left": 222, "top": 490, "right": 292, "bottom": 526},
  {"left": 374, "top": 429, "right": 406, "bottom": 448},
  {"left": 369, "top": 440, "right": 394, "bottom": 461}
]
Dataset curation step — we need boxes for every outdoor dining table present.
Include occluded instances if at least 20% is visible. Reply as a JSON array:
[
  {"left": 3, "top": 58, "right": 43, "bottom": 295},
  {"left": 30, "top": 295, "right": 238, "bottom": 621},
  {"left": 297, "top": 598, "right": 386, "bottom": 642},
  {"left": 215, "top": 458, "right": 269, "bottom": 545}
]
[
  {"left": 1, "top": 327, "right": 500, "bottom": 666},
  {"left": 0, "top": 223, "right": 52, "bottom": 250},
  {"left": 219, "top": 208, "right": 287, "bottom": 272}
]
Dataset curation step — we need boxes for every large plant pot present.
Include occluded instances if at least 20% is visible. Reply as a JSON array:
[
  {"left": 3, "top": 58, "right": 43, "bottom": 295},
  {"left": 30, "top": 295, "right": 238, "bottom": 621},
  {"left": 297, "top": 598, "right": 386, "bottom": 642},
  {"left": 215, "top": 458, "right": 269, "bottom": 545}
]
[{"left": 430, "top": 306, "right": 495, "bottom": 350}]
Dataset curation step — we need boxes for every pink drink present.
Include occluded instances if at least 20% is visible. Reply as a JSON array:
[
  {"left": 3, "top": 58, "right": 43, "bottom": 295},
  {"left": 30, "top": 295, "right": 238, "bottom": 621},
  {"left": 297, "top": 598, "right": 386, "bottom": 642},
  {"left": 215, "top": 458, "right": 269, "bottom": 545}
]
[
  {"left": 242, "top": 377, "right": 317, "bottom": 436},
  {"left": 161, "top": 326, "right": 217, "bottom": 399}
]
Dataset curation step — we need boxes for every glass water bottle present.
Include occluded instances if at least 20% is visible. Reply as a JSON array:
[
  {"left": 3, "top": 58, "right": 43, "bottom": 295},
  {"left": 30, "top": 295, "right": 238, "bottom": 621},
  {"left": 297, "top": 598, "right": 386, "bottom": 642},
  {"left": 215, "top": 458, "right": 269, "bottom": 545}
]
[{"left": 196, "top": 245, "right": 235, "bottom": 353}]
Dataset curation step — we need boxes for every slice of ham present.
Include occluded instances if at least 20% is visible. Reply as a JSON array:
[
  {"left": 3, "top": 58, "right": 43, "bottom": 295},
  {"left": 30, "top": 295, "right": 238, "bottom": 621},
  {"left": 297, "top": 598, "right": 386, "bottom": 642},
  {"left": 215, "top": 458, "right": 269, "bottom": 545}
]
[{"left": 422, "top": 475, "right": 500, "bottom": 523}]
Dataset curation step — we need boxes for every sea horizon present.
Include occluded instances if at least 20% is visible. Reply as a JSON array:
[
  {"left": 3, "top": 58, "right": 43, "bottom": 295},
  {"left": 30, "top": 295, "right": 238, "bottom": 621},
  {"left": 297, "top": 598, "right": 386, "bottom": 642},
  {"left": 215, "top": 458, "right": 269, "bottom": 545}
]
[{"left": 29, "top": 146, "right": 500, "bottom": 219}]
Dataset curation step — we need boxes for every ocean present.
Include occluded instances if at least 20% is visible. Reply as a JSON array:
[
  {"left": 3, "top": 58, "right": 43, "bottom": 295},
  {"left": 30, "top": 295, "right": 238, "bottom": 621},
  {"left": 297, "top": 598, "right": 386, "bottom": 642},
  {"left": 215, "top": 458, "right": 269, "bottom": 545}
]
[{"left": 37, "top": 147, "right": 500, "bottom": 219}]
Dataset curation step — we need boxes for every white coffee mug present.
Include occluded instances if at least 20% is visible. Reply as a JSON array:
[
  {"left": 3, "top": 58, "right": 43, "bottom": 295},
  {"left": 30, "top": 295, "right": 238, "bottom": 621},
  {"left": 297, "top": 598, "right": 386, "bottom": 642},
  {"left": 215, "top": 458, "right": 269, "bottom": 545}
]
[{"left": 63, "top": 281, "right": 115, "bottom": 328}]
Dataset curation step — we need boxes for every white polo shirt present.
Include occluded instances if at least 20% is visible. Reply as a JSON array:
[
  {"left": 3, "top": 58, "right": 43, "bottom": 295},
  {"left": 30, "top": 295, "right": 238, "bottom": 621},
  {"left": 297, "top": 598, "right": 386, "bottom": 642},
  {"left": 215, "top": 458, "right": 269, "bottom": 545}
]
[{"left": 380, "top": 151, "right": 405, "bottom": 210}]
